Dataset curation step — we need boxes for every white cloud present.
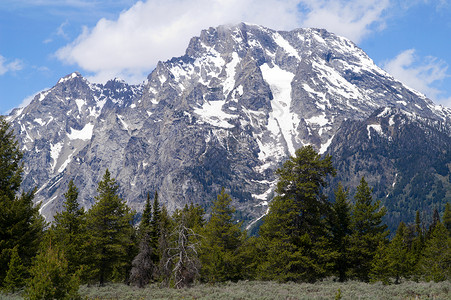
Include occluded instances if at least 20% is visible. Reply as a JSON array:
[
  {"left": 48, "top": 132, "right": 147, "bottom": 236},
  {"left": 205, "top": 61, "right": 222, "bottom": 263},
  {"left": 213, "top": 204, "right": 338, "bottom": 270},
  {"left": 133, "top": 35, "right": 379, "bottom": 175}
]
[
  {"left": 0, "top": 54, "right": 24, "bottom": 75},
  {"left": 383, "top": 49, "right": 451, "bottom": 106},
  {"left": 55, "top": 0, "right": 392, "bottom": 84},
  {"left": 298, "top": 0, "right": 390, "bottom": 43}
]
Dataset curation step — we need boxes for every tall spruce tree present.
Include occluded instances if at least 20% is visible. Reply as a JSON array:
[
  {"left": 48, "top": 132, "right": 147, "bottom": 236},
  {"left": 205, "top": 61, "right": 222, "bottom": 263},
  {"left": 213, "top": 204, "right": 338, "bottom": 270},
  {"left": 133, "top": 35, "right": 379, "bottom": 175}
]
[
  {"left": 200, "top": 188, "right": 244, "bottom": 283},
  {"left": 385, "top": 222, "right": 414, "bottom": 283},
  {"left": 84, "top": 169, "right": 135, "bottom": 285},
  {"left": 427, "top": 208, "right": 441, "bottom": 238},
  {"left": 419, "top": 222, "right": 451, "bottom": 282},
  {"left": 3, "top": 246, "right": 26, "bottom": 292},
  {"left": 328, "top": 183, "right": 352, "bottom": 282},
  {"left": 443, "top": 203, "right": 451, "bottom": 234},
  {"left": 52, "top": 179, "right": 85, "bottom": 274},
  {"left": 130, "top": 192, "right": 154, "bottom": 288},
  {"left": 150, "top": 191, "right": 161, "bottom": 250},
  {"left": 348, "top": 177, "right": 388, "bottom": 282},
  {"left": 369, "top": 241, "right": 391, "bottom": 284},
  {"left": 138, "top": 192, "right": 152, "bottom": 235},
  {"left": 0, "top": 117, "right": 45, "bottom": 286},
  {"left": 24, "top": 245, "right": 80, "bottom": 300},
  {"left": 258, "top": 146, "right": 336, "bottom": 282}
]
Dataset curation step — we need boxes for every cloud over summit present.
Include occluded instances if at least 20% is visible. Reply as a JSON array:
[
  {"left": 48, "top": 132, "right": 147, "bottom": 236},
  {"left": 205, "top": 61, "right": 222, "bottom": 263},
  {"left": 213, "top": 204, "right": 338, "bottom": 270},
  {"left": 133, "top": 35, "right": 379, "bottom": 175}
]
[{"left": 55, "top": 0, "right": 391, "bottom": 84}]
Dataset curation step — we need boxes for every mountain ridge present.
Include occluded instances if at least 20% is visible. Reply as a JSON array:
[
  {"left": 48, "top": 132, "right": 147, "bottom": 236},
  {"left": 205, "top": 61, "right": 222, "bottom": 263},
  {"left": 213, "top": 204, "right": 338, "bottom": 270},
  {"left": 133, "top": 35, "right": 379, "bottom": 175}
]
[{"left": 5, "top": 23, "right": 451, "bottom": 229}]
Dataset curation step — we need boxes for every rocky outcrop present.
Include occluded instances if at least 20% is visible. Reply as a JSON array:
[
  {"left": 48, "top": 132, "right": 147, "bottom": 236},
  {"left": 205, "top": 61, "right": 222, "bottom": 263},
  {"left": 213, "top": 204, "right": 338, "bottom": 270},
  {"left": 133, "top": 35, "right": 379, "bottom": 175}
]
[{"left": 6, "top": 23, "right": 450, "bottom": 228}]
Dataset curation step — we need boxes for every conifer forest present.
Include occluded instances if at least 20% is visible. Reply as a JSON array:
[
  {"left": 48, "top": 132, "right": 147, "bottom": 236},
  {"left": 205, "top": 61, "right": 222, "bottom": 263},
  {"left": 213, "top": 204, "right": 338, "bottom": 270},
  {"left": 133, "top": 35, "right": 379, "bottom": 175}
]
[{"left": 0, "top": 115, "right": 450, "bottom": 299}]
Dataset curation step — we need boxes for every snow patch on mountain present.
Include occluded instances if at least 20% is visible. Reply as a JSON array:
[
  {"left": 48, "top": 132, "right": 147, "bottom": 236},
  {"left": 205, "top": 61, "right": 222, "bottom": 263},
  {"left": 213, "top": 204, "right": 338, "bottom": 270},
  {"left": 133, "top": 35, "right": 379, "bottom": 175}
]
[
  {"left": 67, "top": 123, "right": 94, "bottom": 140},
  {"left": 75, "top": 99, "right": 86, "bottom": 113},
  {"left": 260, "top": 63, "right": 298, "bottom": 155},
  {"left": 50, "top": 142, "right": 63, "bottom": 171},
  {"left": 194, "top": 100, "right": 237, "bottom": 128},
  {"left": 367, "top": 124, "right": 383, "bottom": 139},
  {"left": 223, "top": 52, "right": 240, "bottom": 95},
  {"left": 272, "top": 32, "right": 301, "bottom": 60}
]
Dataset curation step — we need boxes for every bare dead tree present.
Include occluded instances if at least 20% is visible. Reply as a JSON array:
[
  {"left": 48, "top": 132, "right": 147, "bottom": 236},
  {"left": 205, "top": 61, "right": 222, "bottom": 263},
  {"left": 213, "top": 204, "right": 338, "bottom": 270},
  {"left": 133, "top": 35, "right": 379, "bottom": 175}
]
[{"left": 165, "top": 218, "right": 202, "bottom": 289}]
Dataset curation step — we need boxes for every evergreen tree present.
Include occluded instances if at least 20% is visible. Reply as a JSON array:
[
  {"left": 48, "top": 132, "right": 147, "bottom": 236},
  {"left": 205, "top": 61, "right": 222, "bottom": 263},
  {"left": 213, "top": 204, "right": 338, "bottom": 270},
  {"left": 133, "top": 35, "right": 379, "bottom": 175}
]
[
  {"left": 24, "top": 245, "right": 80, "bottom": 300},
  {"left": 426, "top": 208, "right": 440, "bottom": 239},
  {"left": 150, "top": 191, "right": 161, "bottom": 252},
  {"left": 348, "top": 177, "right": 388, "bottom": 282},
  {"left": 414, "top": 210, "right": 424, "bottom": 242},
  {"left": 258, "top": 146, "right": 336, "bottom": 282},
  {"left": 52, "top": 179, "right": 85, "bottom": 274},
  {"left": 369, "top": 241, "right": 390, "bottom": 284},
  {"left": 3, "top": 246, "right": 26, "bottom": 292},
  {"left": 173, "top": 204, "right": 205, "bottom": 233},
  {"left": 84, "top": 169, "right": 135, "bottom": 285},
  {"left": 328, "top": 183, "right": 352, "bottom": 282},
  {"left": 156, "top": 205, "right": 173, "bottom": 284},
  {"left": 129, "top": 192, "right": 156, "bottom": 288},
  {"left": 419, "top": 222, "right": 451, "bottom": 282},
  {"left": 410, "top": 210, "right": 425, "bottom": 278},
  {"left": 0, "top": 116, "right": 22, "bottom": 201},
  {"left": 138, "top": 192, "right": 152, "bottom": 235},
  {"left": 0, "top": 117, "right": 45, "bottom": 286},
  {"left": 200, "top": 188, "right": 244, "bottom": 282},
  {"left": 443, "top": 203, "right": 451, "bottom": 235},
  {"left": 386, "top": 222, "right": 414, "bottom": 283}
]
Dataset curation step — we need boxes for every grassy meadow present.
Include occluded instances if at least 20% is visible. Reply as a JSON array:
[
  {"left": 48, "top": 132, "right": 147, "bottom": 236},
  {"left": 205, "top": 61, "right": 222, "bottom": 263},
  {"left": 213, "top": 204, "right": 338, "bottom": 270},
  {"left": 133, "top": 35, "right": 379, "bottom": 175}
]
[{"left": 2, "top": 279, "right": 449, "bottom": 300}]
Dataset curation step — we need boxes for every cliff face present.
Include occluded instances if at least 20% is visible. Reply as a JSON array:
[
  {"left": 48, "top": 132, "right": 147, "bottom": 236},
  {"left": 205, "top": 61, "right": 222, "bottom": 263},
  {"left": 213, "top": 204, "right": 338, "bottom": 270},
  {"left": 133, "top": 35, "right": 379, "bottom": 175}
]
[{"left": 7, "top": 23, "right": 450, "bottom": 229}]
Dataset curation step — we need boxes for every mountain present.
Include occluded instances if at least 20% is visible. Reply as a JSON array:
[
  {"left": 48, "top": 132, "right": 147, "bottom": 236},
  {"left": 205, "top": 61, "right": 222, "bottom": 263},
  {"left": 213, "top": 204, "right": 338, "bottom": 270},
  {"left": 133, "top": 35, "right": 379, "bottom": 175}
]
[
  {"left": 6, "top": 23, "right": 451, "bottom": 229},
  {"left": 326, "top": 107, "right": 451, "bottom": 230}
]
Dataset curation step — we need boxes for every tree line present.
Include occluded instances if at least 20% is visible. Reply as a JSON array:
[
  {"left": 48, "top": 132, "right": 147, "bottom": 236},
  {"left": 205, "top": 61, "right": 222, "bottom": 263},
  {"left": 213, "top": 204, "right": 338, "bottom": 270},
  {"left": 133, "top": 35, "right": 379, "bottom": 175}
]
[{"left": 0, "top": 116, "right": 450, "bottom": 299}]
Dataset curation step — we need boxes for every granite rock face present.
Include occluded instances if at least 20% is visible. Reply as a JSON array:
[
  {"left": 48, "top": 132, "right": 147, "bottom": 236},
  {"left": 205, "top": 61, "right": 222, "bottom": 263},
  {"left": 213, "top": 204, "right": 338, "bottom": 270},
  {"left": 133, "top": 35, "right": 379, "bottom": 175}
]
[{"left": 6, "top": 23, "right": 450, "bottom": 227}]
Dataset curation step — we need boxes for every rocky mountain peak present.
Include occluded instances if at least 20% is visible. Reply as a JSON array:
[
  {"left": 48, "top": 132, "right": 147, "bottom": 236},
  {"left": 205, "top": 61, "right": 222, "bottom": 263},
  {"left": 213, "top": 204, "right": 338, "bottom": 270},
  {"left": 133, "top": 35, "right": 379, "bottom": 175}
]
[{"left": 6, "top": 24, "right": 450, "bottom": 230}]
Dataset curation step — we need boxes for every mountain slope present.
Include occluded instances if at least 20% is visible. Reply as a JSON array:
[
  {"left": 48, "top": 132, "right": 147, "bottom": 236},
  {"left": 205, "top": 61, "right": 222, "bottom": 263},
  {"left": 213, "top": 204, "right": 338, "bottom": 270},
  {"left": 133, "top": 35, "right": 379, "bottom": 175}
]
[
  {"left": 6, "top": 23, "right": 450, "bottom": 227},
  {"left": 326, "top": 107, "right": 451, "bottom": 230}
]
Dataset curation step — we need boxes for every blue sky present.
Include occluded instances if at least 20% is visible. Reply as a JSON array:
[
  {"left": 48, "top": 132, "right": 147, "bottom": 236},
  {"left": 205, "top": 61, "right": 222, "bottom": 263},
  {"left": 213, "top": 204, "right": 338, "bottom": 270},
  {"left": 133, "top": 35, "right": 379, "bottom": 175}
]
[{"left": 1, "top": 0, "right": 450, "bottom": 115}]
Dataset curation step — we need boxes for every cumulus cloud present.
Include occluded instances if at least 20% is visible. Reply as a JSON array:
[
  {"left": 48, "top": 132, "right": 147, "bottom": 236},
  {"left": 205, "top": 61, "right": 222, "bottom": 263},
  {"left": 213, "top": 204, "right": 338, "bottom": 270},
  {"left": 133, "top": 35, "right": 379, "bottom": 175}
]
[
  {"left": 55, "top": 0, "right": 392, "bottom": 83},
  {"left": 299, "top": 0, "right": 390, "bottom": 43},
  {"left": 0, "top": 55, "right": 23, "bottom": 75},
  {"left": 383, "top": 49, "right": 451, "bottom": 106}
]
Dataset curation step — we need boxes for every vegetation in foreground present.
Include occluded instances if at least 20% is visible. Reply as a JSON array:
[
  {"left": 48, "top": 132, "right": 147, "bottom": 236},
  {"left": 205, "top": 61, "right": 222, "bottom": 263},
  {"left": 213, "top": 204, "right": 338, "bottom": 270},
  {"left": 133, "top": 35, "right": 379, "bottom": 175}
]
[
  {"left": 2, "top": 280, "right": 450, "bottom": 300},
  {"left": 0, "top": 115, "right": 450, "bottom": 299}
]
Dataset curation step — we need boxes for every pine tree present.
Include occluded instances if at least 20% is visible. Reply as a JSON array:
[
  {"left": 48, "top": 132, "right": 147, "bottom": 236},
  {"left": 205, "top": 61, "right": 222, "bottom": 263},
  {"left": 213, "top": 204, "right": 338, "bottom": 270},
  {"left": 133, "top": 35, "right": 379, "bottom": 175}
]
[
  {"left": 84, "top": 169, "right": 135, "bottom": 285},
  {"left": 426, "top": 208, "right": 441, "bottom": 239},
  {"left": 150, "top": 191, "right": 161, "bottom": 251},
  {"left": 419, "top": 222, "right": 451, "bottom": 282},
  {"left": 386, "top": 222, "right": 415, "bottom": 283},
  {"left": 443, "top": 203, "right": 451, "bottom": 235},
  {"left": 328, "top": 183, "right": 352, "bottom": 282},
  {"left": 200, "top": 188, "right": 244, "bottom": 282},
  {"left": 24, "top": 245, "right": 80, "bottom": 300},
  {"left": 0, "top": 117, "right": 45, "bottom": 286},
  {"left": 348, "top": 177, "right": 388, "bottom": 282},
  {"left": 173, "top": 204, "right": 205, "bottom": 233},
  {"left": 415, "top": 210, "right": 424, "bottom": 241},
  {"left": 3, "top": 246, "right": 26, "bottom": 292},
  {"left": 369, "top": 241, "right": 390, "bottom": 284},
  {"left": 52, "top": 179, "right": 85, "bottom": 274},
  {"left": 138, "top": 192, "right": 152, "bottom": 235},
  {"left": 258, "top": 146, "right": 336, "bottom": 282},
  {"left": 156, "top": 205, "right": 173, "bottom": 284}
]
